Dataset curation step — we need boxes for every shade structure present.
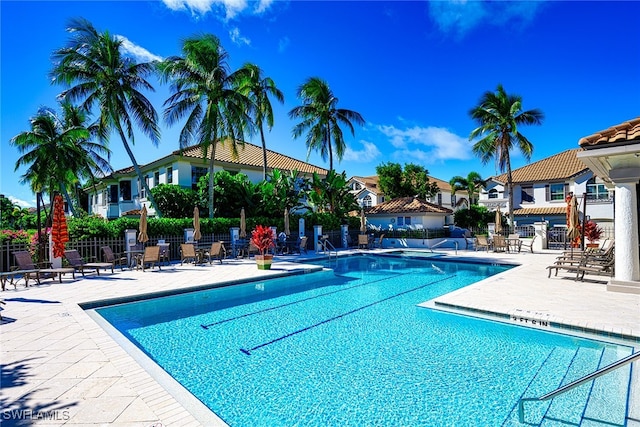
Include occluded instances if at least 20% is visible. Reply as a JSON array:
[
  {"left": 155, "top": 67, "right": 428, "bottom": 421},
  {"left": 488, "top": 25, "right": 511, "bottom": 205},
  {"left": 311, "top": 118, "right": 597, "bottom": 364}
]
[
  {"left": 239, "top": 208, "right": 247, "bottom": 238},
  {"left": 284, "top": 207, "right": 290, "bottom": 236},
  {"left": 138, "top": 205, "right": 149, "bottom": 243},
  {"left": 193, "top": 206, "right": 202, "bottom": 241},
  {"left": 51, "top": 194, "right": 69, "bottom": 258},
  {"left": 494, "top": 207, "right": 503, "bottom": 234},
  {"left": 360, "top": 209, "right": 367, "bottom": 233},
  {"left": 567, "top": 194, "right": 581, "bottom": 240}
]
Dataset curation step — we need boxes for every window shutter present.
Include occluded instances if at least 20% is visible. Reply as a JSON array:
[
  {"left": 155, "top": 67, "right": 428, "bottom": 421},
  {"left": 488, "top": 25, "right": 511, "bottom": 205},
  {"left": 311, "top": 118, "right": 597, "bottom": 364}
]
[{"left": 545, "top": 185, "right": 550, "bottom": 201}]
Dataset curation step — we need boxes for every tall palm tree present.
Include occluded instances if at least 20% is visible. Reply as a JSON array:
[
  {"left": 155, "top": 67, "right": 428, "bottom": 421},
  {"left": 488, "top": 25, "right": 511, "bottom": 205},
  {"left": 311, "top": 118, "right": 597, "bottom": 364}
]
[
  {"left": 50, "top": 17, "right": 163, "bottom": 217},
  {"left": 158, "top": 34, "right": 251, "bottom": 218},
  {"left": 469, "top": 84, "right": 544, "bottom": 226},
  {"left": 236, "top": 63, "right": 284, "bottom": 180},
  {"left": 449, "top": 171, "right": 486, "bottom": 206},
  {"left": 11, "top": 103, "right": 112, "bottom": 215},
  {"left": 289, "top": 77, "right": 364, "bottom": 173}
]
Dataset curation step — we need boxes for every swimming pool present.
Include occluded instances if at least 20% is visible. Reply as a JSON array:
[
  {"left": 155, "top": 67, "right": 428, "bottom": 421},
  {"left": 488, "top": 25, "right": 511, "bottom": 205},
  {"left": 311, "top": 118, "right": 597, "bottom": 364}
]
[{"left": 94, "top": 254, "right": 634, "bottom": 426}]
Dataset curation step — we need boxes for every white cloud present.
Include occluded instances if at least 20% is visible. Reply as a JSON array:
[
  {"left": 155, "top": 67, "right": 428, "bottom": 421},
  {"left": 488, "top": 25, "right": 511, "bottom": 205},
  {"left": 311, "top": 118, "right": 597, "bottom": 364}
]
[
  {"left": 343, "top": 140, "right": 381, "bottom": 162},
  {"left": 428, "top": 0, "right": 545, "bottom": 38},
  {"left": 229, "top": 27, "right": 251, "bottom": 46},
  {"left": 162, "top": 0, "right": 272, "bottom": 20},
  {"left": 278, "top": 36, "right": 290, "bottom": 53},
  {"left": 8, "top": 196, "right": 34, "bottom": 208},
  {"left": 116, "top": 36, "right": 163, "bottom": 62},
  {"left": 378, "top": 124, "right": 472, "bottom": 162}
]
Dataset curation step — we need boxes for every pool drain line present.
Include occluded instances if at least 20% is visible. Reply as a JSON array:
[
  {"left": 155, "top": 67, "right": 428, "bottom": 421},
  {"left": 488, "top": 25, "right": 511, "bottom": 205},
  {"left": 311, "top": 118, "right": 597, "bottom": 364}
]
[{"left": 239, "top": 274, "right": 456, "bottom": 355}]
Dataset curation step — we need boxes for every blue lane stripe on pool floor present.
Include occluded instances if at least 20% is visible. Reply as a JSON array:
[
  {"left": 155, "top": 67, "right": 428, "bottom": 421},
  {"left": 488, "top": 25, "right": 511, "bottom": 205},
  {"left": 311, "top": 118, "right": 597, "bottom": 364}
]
[{"left": 239, "top": 274, "right": 457, "bottom": 355}]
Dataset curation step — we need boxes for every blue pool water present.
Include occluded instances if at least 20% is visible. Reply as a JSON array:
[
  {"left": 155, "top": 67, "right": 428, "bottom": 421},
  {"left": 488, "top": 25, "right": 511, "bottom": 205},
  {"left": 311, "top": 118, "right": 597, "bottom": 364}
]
[{"left": 95, "top": 255, "right": 633, "bottom": 426}]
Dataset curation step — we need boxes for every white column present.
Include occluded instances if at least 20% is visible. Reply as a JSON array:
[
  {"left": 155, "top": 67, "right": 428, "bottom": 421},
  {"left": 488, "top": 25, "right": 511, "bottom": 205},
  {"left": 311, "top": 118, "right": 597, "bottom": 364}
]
[{"left": 614, "top": 181, "right": 640, "bottom": 281}]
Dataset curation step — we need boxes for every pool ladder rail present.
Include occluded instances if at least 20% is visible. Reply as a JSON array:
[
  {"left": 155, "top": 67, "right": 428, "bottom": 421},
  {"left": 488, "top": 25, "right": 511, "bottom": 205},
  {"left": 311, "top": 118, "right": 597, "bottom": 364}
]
[
  {"left": 518, "top": 351, "right": 640, "bottom": 423},
  {"left": 318, "top": 236, "right": 338, "bottom": 258},
  {"left": 429, "top": 239, "right": 458, "bottom": 255}
]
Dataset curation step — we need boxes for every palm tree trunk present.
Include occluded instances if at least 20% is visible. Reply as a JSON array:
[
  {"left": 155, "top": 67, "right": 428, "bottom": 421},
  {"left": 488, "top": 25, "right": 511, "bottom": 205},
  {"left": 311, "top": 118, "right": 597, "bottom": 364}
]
[
  {"left": 59, "top": 183, "right": 78, "bottom": 217},
  {"left": 326, "top": 124, "right": 333, "bottom": 173},
  {"left": 117, "top": 127, "right": 162, "bottom": 218},
  {"left": 506, "top": 156, "right": 514, "bottom": 229},
  {"left": 208, "top": 143, "right": 216, "bottom": 219},
  {"left": 260, "top": 126, "right": 268, "bottom": 181}
]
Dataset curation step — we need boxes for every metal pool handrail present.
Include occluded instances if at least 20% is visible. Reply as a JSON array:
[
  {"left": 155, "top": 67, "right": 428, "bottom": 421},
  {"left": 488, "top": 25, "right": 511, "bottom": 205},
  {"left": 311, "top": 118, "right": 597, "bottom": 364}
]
[{"left": 518, "top": 351, "right": 640, "bottom": 423}]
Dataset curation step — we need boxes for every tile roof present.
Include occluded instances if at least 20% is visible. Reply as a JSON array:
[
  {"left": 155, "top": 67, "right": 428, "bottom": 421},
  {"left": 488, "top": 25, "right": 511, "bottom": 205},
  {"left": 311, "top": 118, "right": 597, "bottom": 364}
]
[
  {"left": 113, "top": 140, "right": 328, "bottom": 176},
  {"left": 578, "top": 117, "right": 640, "bottom": 147},
  {"left": 493, "top": 148, "right": 588, "bottom": 184},
  {"left": 366, "top": 197, "right": 453, "bottom": 215},
  {"left": 350, "top": 175, "right": 383, "bottom": 195},
  {"left": 512, "top": 206, "right": 567, "bottom": 216}
]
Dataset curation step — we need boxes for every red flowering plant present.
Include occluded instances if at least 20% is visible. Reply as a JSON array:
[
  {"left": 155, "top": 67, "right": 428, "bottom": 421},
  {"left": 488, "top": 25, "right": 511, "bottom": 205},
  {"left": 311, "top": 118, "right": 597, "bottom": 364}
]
[
  {"left": 251, "top": 224, "right": 275, "bottom": 256},
  {"left": 583, "top": 220, "right": 603, "bottom": 244}
]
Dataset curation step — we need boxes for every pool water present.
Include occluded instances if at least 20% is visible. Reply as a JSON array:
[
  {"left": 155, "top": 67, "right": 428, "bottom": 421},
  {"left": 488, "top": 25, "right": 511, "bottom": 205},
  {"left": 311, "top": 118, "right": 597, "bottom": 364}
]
[{"left": 95, "top": 255, "right": 633, "bottom": 426}]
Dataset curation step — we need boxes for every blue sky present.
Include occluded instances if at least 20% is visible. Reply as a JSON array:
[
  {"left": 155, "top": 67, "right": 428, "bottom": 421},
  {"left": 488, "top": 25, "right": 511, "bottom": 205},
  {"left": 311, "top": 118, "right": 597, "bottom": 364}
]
[{"left": 2, "top": 0, "right": 639, "bottom": 208}]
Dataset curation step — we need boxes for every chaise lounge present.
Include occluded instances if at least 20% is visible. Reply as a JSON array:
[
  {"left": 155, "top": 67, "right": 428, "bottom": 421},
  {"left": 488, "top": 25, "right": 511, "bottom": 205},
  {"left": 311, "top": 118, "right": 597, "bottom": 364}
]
[{"left": 64, "top": 249, "right": 114, "bottom": 276}]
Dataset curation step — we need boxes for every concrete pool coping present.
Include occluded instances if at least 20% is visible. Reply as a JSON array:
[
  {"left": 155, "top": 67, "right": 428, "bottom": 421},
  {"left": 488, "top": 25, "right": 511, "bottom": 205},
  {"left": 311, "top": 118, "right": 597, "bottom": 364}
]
[{"left": 1, "top": 249, "right": 639, "bottom": 426}]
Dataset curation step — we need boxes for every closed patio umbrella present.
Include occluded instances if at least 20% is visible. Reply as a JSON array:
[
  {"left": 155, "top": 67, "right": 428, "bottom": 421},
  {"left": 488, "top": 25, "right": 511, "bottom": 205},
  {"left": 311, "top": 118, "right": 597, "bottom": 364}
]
[
  {"left": 284, "top": 207, "right": 290, "bottom": 236},
  {"left": 138, "top": 205, "right": 149, "bottom": 244},
  {"left": 495, "top": 206, "right": 503, "bottom": 234},
  {"left": 239, "top": 207, "right": 247, "bottom": 238},
  {"left": 360, "top": 208, "right": 367, "bottom": 233},
  {"left": 51, "top": 194, "right": 69, "bottom": 258},
  {"left": 567, "top": 194, "right": 581, "bottom": 245},
  {"left": 193, "top": 206, "right": 202, "bottom": 242}
]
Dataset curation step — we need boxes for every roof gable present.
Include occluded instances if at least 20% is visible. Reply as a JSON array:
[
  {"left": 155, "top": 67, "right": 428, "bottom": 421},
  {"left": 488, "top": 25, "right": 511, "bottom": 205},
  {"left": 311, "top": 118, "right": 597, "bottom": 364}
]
[{"left": 366, "top": 196, "right": 453, "bottom": 215}]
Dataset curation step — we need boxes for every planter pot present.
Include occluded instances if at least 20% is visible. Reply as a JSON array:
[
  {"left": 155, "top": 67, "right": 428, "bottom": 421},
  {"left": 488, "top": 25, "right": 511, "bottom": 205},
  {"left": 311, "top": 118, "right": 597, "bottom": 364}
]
[
  {"left": 586, "top": 243, "right": 600, "bottom": 249},
  {"left": 255, "top": 254, "right": 273, "bottom": 270}
]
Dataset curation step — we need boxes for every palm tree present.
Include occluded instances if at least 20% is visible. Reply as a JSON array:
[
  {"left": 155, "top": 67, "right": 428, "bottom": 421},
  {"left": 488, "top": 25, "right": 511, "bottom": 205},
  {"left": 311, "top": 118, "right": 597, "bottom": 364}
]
[
  {"left": 289, "top": 77, "right": 364, "bottom": 173},
  {"left": 469, "top": 84, "right": 544, "bottom": 226},
  {"left": 158, "top": 34, "right": 251, "bottom": 218},
  {"left": 50, "top": 17, "right": 163, "bottom": 217},
  {"left": 10, "top": 103, "right": 112, "bottom": 215},
  {"left": 236, "top": 63, "right": 284, "bottom": 180},
  {"left": 449, "top": 171, "right": 486, "bottom": 206}
]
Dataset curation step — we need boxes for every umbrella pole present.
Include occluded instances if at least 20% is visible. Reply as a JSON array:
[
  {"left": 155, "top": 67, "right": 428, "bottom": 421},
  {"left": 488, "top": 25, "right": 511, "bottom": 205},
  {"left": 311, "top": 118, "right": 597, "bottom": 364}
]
[{"left": 581, "top": 192, "right": 587, "bottom": 251}]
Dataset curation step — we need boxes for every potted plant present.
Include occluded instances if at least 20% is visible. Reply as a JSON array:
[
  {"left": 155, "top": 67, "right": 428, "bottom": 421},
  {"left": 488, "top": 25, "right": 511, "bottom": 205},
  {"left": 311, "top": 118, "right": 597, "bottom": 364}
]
[
  {"left": 251, "top": 224, "right": 275, "bottom": 270},
  {"left": 583, "top": 220, "right": 603, "bottom": 248}
]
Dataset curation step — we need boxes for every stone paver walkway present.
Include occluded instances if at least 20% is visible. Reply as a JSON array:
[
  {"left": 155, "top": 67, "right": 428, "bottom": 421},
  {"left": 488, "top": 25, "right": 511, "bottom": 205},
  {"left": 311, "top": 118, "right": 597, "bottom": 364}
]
[{"left": 1, "top": 249, "right": 638, "bottom": 426}]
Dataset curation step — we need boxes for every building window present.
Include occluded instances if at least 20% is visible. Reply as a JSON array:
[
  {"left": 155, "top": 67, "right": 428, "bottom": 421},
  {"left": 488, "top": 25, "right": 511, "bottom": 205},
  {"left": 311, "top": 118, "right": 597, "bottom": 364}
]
[
  {"left": 167, "top": 166, "right": 173, "bottom": 184},
  {"left": 120, "top": 181, "right": 131, "bottom": 201},
  {"left": 396, "top": 216, "right": 411, "bottom": 227},
  {"left": 109, "top": 185, "right": 119, "bottom": 204},
  {"left": 451, "top": 194, "right": 456, "bottom": 206},
  {"left": 154, "top": 171, "right": 160, "bottom": 187},
  {"left": 521, "top": 186, "right": 534, "bottom": 203},
  {"left": 437, "top": 193, "right": 442, "bottom": 206},
  {"left": 586, "top": 177, "right": 609, "bottom": 200},
  {"left": 101, "top": 190, "right": 107, "bottom": 206},
  {"left": 352, "top": 182, "right": 361, "bottom": 190},
  {"left": 192, "top": 166, "right": 208, "bottom": 191},
  {"left": 488, "top": 189, "right": 499, "bottom": 199},
  {"left": 139, "top": 176, "right": 149, "bottom": 199},
  {"left": 547, "top": 183, "right": 566, "bottom": 201},
  {"left": 362, "top": 195, "right": 372, "bottom": 207}
]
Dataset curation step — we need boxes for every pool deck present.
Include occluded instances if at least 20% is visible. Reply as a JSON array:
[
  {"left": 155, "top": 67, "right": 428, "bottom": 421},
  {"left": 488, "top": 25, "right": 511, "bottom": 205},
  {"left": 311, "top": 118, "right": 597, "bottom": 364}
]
[{"left": 1, "top": 248, "right": 639, "bottom": 426}]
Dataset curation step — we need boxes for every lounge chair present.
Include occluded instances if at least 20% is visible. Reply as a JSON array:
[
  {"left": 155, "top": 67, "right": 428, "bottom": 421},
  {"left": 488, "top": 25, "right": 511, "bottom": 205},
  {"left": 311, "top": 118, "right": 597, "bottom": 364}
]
[
  {"left": 547, "top": 245, "right": 615, "bottom": 280},
  {"left": 180, "top": 243, "right": 198, "bottom": 264},
  {"left": 139, "top": 246, "right": 161, "bottom": 271},
  {"left": 9, "top": 251, "right": 75, "bottom": 287},
  {"left": 64, "top": 249, "right": 113, "bottom": 276},
  {"left": 101, "top": 246, "right": 128, "bottom": 271},
  {"left": 298, "top": 236, "right": 308, "bottom": 254},
  {"left": 518, "top": 235, "right": 537, "bottom": 253},
  {"left": 205, "top": 241, "right": 226, "bottom": 264},
  {"left": 475, "top": 235, "right": 491, "bottom": 252},
  {"left": 358, "top": 234, "right": 370, "bottom": 249}
]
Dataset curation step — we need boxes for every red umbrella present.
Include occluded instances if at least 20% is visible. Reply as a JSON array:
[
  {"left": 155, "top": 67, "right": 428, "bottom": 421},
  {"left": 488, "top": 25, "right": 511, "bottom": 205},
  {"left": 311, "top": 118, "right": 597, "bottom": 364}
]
[{"left": 51, "top": 194, "right": 69, "bottom": 258}]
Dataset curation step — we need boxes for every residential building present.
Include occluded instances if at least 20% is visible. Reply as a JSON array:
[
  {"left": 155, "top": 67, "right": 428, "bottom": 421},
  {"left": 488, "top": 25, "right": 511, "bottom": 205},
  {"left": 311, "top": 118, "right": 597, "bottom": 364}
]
[
  {"left": 478, "top": 148, "right": 614, "bottom": 227},
  {"left": 576, "top": 117, "right": 640, "bottom": 293},
  {"left": 365, "top": 196, "right": 453, "bottom": 231},
  {"left": 348, "top": 175, "right": 467, "bottom": 212},
  {"left": 87, "top": 141, "right": 328, "bottom": 218}
]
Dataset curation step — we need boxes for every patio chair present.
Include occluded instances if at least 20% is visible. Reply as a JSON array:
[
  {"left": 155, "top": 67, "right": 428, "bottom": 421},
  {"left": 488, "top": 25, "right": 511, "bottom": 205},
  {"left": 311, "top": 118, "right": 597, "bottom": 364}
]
[
  {"left": 492, "top": 235, "right": 509, "bottom": 252},
  {"left": 139, "top": 246, "right": 161, "bottom": 271},
  {"left": 298, "top": 236, "right": 308, "bottom": 254},
  {"left": 358, "top": 234, "right": 370, "bottom": 249},
  {"left": 518, "top": 235, "right": 537, "bottom": 253},
  {"left": 205, "top": 241, "right": 226, "bottom": 264},
  {"left": 180, "top": 243, "right": 198, "bottom": 265},
  {"left": 11, "top": 251, "right": 75, "bottom": 287},
  {"left": 64, "top": 249, "right": 114, "bottom": 276},
  {"left": 158, "top": 243, "right": 171, "bottom": 265},
  {"left": 101, "top": 246, "right": 128, "bottom": 271},
  {"left": 474, "top": 235, "right": 491, "bottom": 252}
]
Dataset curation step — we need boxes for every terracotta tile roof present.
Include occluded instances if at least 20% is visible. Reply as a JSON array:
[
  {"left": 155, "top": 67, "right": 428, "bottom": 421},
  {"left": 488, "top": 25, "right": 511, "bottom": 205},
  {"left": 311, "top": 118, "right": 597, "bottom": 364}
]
[
  {"left": 350, "top": 175, "right": 383, "bottom": 195},
  {"left": 578, "top": 117, "right": 640, "bottom": 147},
  {"left": 493, "top": 148, "right": 588, "bottom": 184},
  {"left": 512, "top": 206, "right": 567, "bottom": 216},
  {"left": 178, "top": 141, "right": 328, "bottom": 175},
  {"left": 366, "top": 197, "right": 453, "bottom": 215}
]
